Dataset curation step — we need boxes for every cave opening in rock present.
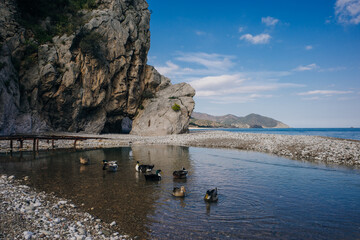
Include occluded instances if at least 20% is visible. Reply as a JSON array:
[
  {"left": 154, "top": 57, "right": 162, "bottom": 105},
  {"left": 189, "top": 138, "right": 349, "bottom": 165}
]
[{"left": 101, "top": 117, "right": 132, "bottom": 134}]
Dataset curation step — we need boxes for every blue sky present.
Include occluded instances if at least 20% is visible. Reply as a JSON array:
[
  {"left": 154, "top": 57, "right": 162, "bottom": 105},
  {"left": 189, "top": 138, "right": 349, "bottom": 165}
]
[{"left": 146, "top": 0, "right": 360, "bottom": 127}]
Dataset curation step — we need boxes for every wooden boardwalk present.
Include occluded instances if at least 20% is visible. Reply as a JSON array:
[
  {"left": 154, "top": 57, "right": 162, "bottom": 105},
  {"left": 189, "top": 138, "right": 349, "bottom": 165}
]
[{"left": 0, "top": 134, "right": 106, "bottom": 152}]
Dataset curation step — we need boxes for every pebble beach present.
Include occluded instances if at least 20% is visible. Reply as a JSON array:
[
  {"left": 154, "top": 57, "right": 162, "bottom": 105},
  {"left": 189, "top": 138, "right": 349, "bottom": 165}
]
[
  {"left": 0, "top": 175, "right": 127, "bottom": 239},
  {"left": 1, "top": 131, "right": 359, "bottom": 166},
  {"left": 1, "top": 131, "right": 360, "bottom": 239}
]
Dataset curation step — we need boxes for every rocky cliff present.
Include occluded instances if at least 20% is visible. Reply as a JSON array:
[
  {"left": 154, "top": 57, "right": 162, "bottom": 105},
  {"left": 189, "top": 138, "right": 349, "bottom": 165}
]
[{"left": 0, "top": 0, "right": 195, "bottom": 135}]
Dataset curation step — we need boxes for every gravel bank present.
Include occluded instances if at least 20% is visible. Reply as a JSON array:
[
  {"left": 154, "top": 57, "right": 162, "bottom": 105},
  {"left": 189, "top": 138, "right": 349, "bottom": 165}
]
[
  {"left": 1, "top": 131, "right": 359, "bottom": 166},
  {"left": 0, "top": 175, "right": 126, "bottom": 240}
]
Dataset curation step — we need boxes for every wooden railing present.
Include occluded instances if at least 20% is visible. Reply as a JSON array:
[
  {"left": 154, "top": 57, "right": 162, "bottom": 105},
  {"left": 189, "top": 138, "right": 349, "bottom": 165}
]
[{"left": 0, "top": 134, "right": 106, "bottom": 152}]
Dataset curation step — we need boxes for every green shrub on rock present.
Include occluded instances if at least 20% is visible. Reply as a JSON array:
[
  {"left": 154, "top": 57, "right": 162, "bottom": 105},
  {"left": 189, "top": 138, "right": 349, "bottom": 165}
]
[{"left": 172, "top": 103, "right": 181, "bottom": 112}]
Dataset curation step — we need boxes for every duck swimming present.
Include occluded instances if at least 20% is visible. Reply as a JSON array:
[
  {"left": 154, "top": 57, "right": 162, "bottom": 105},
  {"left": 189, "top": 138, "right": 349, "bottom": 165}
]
[
  {"left": 80, "top": 157, "right": 90, "bottom": 165},
  {"left": 204, "top": 188, "right": 218, "bottom": 202},
  {"left": 144, "top": 170, "right": 161, "bottom": 181},
  {"left": 135, "top": 161, "right": 154, "bottom": 172},
  {"left": 172, "top": 186, "right": 186, "bottom": 197},
  {"left": 173, "top": 167, "right": 188, "bottom": 179},
  {"left": 103, "top": 160, "right": 118, "bottom": 172}
]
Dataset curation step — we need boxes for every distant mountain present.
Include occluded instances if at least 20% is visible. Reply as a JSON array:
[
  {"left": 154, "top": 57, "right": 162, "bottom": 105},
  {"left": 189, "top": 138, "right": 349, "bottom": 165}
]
[{"left": 190, "top": 112, "right": 289, "bottom": 128}]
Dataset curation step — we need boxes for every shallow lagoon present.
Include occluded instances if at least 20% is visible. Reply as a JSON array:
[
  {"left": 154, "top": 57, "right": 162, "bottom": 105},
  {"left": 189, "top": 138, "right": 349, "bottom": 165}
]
[{"left": 1, "top": 145, "right": 360, "bottom": 239}]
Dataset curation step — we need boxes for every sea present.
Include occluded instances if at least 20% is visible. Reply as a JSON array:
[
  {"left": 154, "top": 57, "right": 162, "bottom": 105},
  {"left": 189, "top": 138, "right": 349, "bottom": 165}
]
[{"left": 190, "top": 128, "right": 360, "bottom": 141}]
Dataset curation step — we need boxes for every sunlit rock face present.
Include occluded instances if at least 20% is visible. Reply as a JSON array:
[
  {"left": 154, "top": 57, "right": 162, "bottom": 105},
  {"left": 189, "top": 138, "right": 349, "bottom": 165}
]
[
  {"left": 131, "top": 67, "right": 195, "bottom": 136},
  {"left": 0, "top": 0, "right": 195, "bottom": 135}
]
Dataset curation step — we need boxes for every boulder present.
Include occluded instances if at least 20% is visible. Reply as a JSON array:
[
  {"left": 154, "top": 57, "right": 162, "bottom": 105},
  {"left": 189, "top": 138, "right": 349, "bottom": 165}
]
[{"left": 131, "top": 67, "right": 195, "bottom": 136}]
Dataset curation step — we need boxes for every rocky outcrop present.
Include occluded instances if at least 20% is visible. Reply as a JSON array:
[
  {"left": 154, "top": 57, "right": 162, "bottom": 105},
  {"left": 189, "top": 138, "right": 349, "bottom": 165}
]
[
  {"left": 131, "top": 67, "right": 195, "bottom": 136},
  {"left": 0, "top": 0, "right": 195, "bottom": 135}
]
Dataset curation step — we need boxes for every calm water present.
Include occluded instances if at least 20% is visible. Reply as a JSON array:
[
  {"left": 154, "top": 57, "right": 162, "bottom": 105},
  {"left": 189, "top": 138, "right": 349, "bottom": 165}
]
[
  {"left": 191, "top": 128, "right": 360, "bottom": 140},
  {"left": 1, "top": 146, "right": 360, "bottom": 239}
]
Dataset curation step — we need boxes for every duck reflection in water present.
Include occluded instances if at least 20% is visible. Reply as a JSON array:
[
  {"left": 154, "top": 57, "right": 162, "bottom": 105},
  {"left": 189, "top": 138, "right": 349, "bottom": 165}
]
[
  {"left": 177, "top": 196, "right": 187, "bottom": 208},
  {"left": 79, "top": 165, "right": 87, "bottom": 173},
  {"left": 144, "top": 170, "right": 162, "bottom": 181}
]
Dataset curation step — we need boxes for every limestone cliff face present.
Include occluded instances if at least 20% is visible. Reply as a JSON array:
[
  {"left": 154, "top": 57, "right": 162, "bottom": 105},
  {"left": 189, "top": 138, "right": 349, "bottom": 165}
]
[
  {"left": 0, "top": 0, "right": 195, "bottom": 135},
  {"left": 131, "top": 66, "right": 195, "bottom": 136}
]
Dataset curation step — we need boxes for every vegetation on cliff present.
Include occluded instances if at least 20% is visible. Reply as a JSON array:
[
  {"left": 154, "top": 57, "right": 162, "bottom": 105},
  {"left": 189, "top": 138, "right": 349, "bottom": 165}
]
[{"left": 17, "top": 0, "right": 97, "bottom": 44}]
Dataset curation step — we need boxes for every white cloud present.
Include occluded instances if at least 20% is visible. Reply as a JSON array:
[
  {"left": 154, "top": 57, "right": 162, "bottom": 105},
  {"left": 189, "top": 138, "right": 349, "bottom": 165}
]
[
  {"left": 302, "top": 96, "right": 321, "bottom": 101},
  {"left": 155, "top": 51, "right": 304, "bottom": 104},
  {"left": 190, "top": 73, "right": 303, "bottom": 100},
  {"left": 208, "top": 94, "right": 273, "bottom": 104},
  {"left": 298, "top": 90, "right": 353, "bottom": 96},
  {"left": 335, "top": 0, "right": 360, "bottom": 24},
  {"left": 293, "top": 63, "right": 318, "bottom": 71},
  {"left": 156, "top": 61, "right": 179, "bottom": 76},
  {"left": 155, "top": 52, "right": 236, "bottom": 77},
  {"left": 175, "top": 52, "right": 235, "bottom": 71},
  {"left": 195, "top": 31, "right": 206, "bottom": 36},
  {"left": 240, "top": 33, "right": 271, "bottom": 44},
  {"left": 305, "top": 45, "right": 313, "bottom": 50},
  {"left": 189, "top": 74, "right": 245, "bottom": 91},
  {"left": 261, "top": 16, "right": 280, "bottom": 26},
  {"left": 318, "top": 66, "right": 347, "bottom": 72}
]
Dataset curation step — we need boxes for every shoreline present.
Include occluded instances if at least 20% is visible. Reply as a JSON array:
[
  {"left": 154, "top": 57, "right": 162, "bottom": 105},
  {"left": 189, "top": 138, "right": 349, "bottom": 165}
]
[{"left": 1, "top": 131, "right": 359, "bottom": 166}]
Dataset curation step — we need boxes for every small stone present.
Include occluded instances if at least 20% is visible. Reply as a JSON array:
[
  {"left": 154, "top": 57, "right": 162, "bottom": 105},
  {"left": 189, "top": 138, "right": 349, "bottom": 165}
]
[
  {"left": 78, "top": 228, "right": 86, "bottom": 235},
  {"left": 23, "top": 231, "right": 33, "bottom": 239},
  {"left": 40, "top": 230, "right": 53, "bottom": 236}
]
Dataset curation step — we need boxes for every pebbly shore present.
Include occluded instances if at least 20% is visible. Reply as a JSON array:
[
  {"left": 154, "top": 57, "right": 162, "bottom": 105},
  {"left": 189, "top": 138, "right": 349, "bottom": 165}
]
[
  {"left": 1, "top": 131, "right": 359, "bottom": 239},
  {"left": 0, "top": 175, "right": 126, "bottom": 240}
]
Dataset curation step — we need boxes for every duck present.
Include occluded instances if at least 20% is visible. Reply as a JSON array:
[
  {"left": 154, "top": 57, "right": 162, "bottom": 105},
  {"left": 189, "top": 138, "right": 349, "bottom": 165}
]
[
  {"left": 173, "top": 167, "right": 188, "bottom": 179},
  {"left": 204, "top": 188, "right": 218, "bottom": 202},
  {"left": 102, "top": 160, "right": 108, "bottom": 170},
  {"left": 107, "top": 161, "right": 118, "bottom": 172},
  {"left": 172, "top": 186, "right": 186, "bottom": 197},
  {"left": 144, "top": 170, "right": 161, "bottom": 181},
  {"left": 80, "top": 157, "right": 90, "bottom": 165},
  {"left": 103, "top": 160, "right": 118, "bottom": 172},
  {"left": 135, "top": 161, "right": 154, "bottom": 172}
]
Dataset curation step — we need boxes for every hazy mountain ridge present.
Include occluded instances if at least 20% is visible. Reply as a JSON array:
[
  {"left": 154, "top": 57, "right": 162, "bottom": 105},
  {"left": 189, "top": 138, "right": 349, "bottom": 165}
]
[{"left": 190, "top": 112, "right": 289, "bottom": 128}]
